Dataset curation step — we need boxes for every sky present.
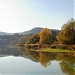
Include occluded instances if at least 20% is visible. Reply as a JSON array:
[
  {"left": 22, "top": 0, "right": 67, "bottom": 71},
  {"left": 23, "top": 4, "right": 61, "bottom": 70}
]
[{"left": 0, "top": 0, "right": 74, "bottom": 33}]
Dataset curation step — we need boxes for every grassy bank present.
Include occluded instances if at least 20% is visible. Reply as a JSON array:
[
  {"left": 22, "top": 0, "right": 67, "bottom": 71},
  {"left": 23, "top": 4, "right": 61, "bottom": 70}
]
[
  {"left": 32, "top": 48, "right": 75, "bottom": 52},
  {"left": 17, "top": 43, "right": 75, "bottom": 52}
]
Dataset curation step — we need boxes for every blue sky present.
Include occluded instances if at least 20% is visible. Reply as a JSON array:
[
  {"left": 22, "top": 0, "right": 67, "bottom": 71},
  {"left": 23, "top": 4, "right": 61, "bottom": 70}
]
[{"left": 0, "top": 0, "right": 74, "bottom": 33}]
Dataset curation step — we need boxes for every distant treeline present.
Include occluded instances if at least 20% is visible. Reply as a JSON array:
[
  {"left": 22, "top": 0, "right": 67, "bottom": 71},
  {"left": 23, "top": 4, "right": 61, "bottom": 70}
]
[{"left": 0, "top": 34, "right": 30, "bottom": 47}]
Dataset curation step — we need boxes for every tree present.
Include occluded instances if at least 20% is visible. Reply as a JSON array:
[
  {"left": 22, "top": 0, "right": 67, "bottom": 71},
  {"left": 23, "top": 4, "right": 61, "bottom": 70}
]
[
  {"left": 39, "top": 28, "right": 53, "bottom": 44},
  {"left": 28, "top": 34, "right": 40, "bottom": 44},
  {"left": 56, "top": 18, "right": 75, "bottom": 44},
  {"left": 19, "top": 36, "right": 28, "bottom": 43}
]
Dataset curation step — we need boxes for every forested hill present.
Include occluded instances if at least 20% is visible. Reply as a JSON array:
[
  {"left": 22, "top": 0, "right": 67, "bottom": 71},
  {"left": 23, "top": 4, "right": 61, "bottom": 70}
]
[
  {"left": 21, "top": 27, "right": 60, "bottom": 36},
  {"left": 0, "top": 32, "right": 13, "bottom": 35},
  {"left": 0, "top": 27, "right": 60, "bottom": 47},
  {"left": 22, "top": 27, "right": 42, "bottom": 35},
  {"left": 0, "top": 27, "right": 60, "bottom": 36}
]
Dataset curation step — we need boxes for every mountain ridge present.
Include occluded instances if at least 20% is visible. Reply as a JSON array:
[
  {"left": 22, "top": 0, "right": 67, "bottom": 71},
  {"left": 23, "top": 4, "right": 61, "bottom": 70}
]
[
  {"left": 0, "top": 27, "right": 60, "bottom": 35},
  {"left": 0, "top": 32, "right": 13, "bottom": 35}
]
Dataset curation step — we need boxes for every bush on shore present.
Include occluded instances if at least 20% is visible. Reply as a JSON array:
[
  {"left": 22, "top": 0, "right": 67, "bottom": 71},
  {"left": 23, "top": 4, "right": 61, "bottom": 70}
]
[{"left": 56, "top": 44, "right": 75, "bottom": 50}]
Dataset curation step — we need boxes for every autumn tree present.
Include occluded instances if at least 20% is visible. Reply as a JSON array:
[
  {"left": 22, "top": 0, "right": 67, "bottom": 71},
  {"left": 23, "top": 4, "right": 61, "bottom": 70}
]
[
  {"left": 56, "top": 18, "right": 75, "bottom": 44},
  {"left": 28, "top": 34, "right": 40, "bottom": 44},
  {"left": 39, "top": 28, "right": 53, "bottom": 44}
]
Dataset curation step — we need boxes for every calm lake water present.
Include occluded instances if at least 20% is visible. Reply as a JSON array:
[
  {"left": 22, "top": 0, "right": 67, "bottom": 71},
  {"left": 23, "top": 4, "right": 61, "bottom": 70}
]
[{"left": 0, "top": 47, "right": 75, "bottom": 75}]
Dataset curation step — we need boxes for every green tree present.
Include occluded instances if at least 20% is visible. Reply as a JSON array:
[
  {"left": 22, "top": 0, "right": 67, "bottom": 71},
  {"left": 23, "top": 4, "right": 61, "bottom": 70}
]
[
  {"left": 39, "top": 28, "right": 53, "bottom": 44},
  {"left": 28, "top": 34, "right": 40, "bottom": 44},
  {"left": 56, "top": 18, "right": 75, "bottom": 44}
]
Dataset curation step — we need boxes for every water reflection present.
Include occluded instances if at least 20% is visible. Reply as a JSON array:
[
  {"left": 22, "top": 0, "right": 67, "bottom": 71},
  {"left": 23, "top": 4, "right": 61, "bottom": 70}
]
[
  {"left": 19, "top": 47, "right": 75, "bottom": 75},
  {"left": 0, "top": 46, "right": 75, "bottom": 75}
]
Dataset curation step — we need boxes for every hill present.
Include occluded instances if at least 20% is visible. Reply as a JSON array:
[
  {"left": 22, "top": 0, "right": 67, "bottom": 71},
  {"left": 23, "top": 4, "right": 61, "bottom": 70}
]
[
  {"left": 22, "top": 27, "right": 42, "bottom": 35},
  {"left": 0, "top": 27, "right": 60, "bottom": 36},
  {"left": 21, "top": 27, "right": 60, "bottom": 36},
  {"left": 0, "top": 32, "right": 14, "bottom": 35}
]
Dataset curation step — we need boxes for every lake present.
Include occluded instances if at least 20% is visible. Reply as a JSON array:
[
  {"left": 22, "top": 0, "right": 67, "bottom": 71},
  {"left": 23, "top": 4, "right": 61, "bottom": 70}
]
[{"left": 0, "top": 47, "right": 75, "bottom": 75}]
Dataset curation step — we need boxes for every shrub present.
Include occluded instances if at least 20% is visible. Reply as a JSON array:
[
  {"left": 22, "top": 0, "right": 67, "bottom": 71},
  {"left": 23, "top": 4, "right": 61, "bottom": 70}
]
[
  {"left": 50, "top": 44, "right": 57, "bottom": 49},
  {"left": 67, "top": 45, "right": 75, "bottom": 50},
  {"left": 56, "top": 44, "right": 68, "bottom": 50}
]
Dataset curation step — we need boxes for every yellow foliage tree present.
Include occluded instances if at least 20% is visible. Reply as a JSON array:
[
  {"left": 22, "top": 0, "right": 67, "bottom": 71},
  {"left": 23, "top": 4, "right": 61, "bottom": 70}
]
[
  {"left": 56, "top": 18, "right": 75, "bottom": 44},
  {"left": 39, "top": 28, "right": 53, "bottom": 44}
]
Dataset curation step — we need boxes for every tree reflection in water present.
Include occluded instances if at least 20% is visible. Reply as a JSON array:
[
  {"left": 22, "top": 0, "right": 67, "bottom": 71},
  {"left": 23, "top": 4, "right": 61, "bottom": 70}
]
[
  {"left": 19, "top": 47, "right": 75, "bottom": 75},
  {"left": 57, "top": 53, "right": 75, "bottom": 75}
]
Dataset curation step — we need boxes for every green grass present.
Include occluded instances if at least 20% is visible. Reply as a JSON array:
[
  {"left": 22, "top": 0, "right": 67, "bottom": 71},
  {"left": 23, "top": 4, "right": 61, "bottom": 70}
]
[{"left": 32, "top": 48, "right": 75, "bottom": 52}]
